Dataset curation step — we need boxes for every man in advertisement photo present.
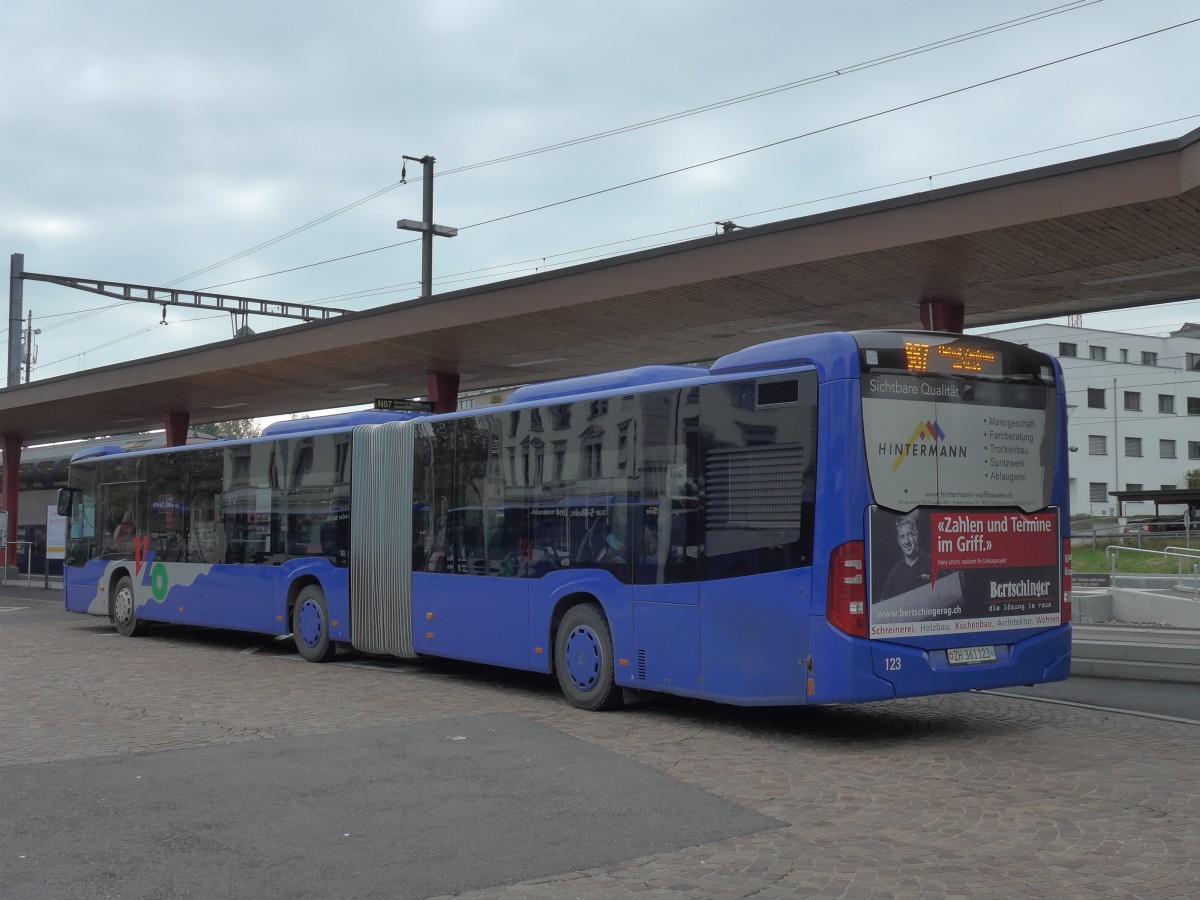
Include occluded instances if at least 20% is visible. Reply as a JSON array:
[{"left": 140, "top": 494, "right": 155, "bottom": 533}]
[
  {"left": 869, "top": 508, "right": 966, "bottom": 637},
  {"left": 880, "top": 511, "right": 932, "bottom": 600}
]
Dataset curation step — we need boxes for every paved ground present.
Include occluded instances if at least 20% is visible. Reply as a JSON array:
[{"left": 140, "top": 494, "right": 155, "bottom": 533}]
[{"left": 2, "top": 588, "right": 1199, "bottom": 899}]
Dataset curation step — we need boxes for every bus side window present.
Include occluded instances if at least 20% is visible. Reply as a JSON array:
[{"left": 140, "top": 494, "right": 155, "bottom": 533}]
[
  {"left": 99, "top": 477, "right": 143, "bottom": 557},
  {"left": 187, "top": 449, "right": 224, "bottom": 564},
  {"left": 698, "top": 376, "right": 818, "bottom": 580}
]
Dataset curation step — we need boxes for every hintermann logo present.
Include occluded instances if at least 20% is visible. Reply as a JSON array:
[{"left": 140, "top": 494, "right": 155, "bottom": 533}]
[{"left": 882, "top": 420, "right": 965, "bottom": 471}]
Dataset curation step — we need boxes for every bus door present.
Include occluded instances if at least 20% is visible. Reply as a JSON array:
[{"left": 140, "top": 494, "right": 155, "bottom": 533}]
[
  {"left": 626, "top": 389, "right": 702, "bottom": 695},
  {"left": 630, "top": 495, "right": 700, "bottom": 695},
  {"left": 410, "top": 417, "right": 531, "bottom": 670}
]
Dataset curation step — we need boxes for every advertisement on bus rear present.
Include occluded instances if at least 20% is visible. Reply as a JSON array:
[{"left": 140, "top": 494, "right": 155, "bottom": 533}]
[
  {"left": 860, "top": 373, "right": 1055, "bottom": 512},
  {"left": 868, "top": 507, "right": 1061, "bottom": 638}
]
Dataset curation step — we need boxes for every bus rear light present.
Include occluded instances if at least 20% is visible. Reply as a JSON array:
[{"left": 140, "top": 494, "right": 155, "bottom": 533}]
[
  {"left": 1061, "top": 537, "right": 1073, "bottom": 624},
  {"left": 828, "top": 541, "right": 868, "bottom": 638}
]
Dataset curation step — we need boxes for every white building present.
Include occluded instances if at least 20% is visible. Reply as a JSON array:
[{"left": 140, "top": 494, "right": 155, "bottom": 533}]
[{"left": 982, "top": 323, "right": 1200, "bottom": 520}]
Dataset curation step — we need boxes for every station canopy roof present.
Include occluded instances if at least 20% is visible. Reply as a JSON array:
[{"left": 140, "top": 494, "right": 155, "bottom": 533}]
[
  {"left": 4, "top": 124, "right": 1200, "bottom": 445},
  {"left": 1110, "top": 488, "right": 1200, "bottom": 516}
]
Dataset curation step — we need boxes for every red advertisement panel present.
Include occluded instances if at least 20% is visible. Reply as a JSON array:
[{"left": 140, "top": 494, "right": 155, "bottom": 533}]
[{"left": 869, "top": 508, "right": 1061, "bottom": 639}]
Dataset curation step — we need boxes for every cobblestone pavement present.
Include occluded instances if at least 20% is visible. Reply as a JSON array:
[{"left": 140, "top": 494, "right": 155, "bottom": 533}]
[{"left": 3, "top": 607, "right": 1199, "bottom": 899}]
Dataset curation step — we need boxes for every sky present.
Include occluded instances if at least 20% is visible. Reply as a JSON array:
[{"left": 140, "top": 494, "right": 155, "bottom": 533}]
[{"left": 3, "top": 0, "right": 1199, "bottom": 403}]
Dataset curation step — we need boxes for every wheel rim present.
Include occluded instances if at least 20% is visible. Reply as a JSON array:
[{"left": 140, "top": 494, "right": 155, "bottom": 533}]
[
  {"left": 114, "top": 586, "right": 134, "bottom": 625},
  {"left": 564, "top": 624, "right": 602, "bottom": 691},
  {"left": 297, "top": 599, "right": 324, "bottom": 648}
]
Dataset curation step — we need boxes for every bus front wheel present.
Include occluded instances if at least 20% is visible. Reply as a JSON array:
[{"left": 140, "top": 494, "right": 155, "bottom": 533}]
[
  {"left": 554, "top": 602, "right": 623, "bottom": 711},
  {"left": 112, "top": 575, "right": 149, "bottom": 637},
  {"left": 292, "top": 585, "right": 336, "bottom": 662}
]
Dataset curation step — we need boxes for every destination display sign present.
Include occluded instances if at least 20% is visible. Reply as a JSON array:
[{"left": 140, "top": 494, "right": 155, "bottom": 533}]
[
  {"left": 374, "top": 398, "right": 434, "bottom": 413},
  {"left": 903, "top": 340, "right": 1001, "bottom": 376}
]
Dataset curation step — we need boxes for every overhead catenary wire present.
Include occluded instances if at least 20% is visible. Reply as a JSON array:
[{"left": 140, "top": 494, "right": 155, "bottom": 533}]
[
  {"left": 371, "top": 114, "right": 1200, "bottom": 298},
  {"left": 187, "top": 17, "right": 1200, "bottom": 295},
  {"left": 31, "top": 100, "right": 1200, "bottom": 381},
  {"left": 164, "top": 0, "right": 1104, "bottom": 287},
  {"left": 29, "top": 17, "right": 1200, "bottom": 377},
  {"left": 31, "top": 109, "right": 1200, "bottom": 379}
]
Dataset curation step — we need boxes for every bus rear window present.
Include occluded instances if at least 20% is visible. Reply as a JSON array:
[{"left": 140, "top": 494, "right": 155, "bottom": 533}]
[{"left": 856, "top": 334, "right": 1057, "bottom": 512}]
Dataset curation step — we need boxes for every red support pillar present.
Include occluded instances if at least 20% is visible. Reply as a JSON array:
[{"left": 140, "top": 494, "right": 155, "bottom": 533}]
[
  {"left": 426, "top": 371, "right": 460, "bottom": 413},
  {"left": 164, "top": 411, "right": 190, "bottom": 447},
  {"left": 2, "top": 432, "right": 22, "bottom": 569},
  {"left": 919, "top": 298, "right": 965, "bottom": 334}
]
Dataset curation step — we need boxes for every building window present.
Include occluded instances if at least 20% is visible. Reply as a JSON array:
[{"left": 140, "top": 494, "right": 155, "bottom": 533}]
[
  {"left": 1126, "top": 483, "right": 1143, "bottom": 492},
  {"left": 1160, "top": 394, "right": 1176, "bottom": 414},
  {"left": 1123, "top": 391, "right": 1141, "bottom": 411},
  {"left": 1188, "top": 353, "right": 1200, "bottom": 371},
  {"left": 1089, "top": 482, "right": 1108, "bottom": 503},
  {"left": 1189, "top": 397, "right": 1200, "bottom": 416},
  {"left": 1088, "top": 435, "right": 1107, "bottom": 456},
  {"left": 552, "top": 440, "right": 567, "bottom": 481},
  {"left": 1119, "top": 349, "right": 1128, "bottom": 363},
  {"left": 1087, "top": 388, "right": 1106, "bottom": 409},
  {"left": 1161, "top": 484, "right": 1177, "bottom": 491},
  {"left": 520, "top": 437, "right": 544, "bottom": 485},
  {"left": 1142, "top": 351, "right": 1158, "bottom": 366},
  {"left": 578, "top": 425, "right": 604, "bottom": 479},
  {"left": 1160, "top": 439, "right": 1177, "bottom": 459},
  {"left": 549, "top": 405, "right": 572, "bottom": 430},
  {"left": 1189, "top": 441, "right": 1200, "bottom": 460},
  {"left": 1058, "top": 342, "right": 1077, "bottom": 357},
  {"left": 1089, "top": 346, "right": 1107, "bottom": 361},
  {"left": 1124, "top": 437, "right": 1142, "bottom": 457}
]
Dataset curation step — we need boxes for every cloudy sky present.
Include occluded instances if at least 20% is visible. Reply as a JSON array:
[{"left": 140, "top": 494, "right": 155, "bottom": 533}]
[{"left": 3, "top": 0, "right": 1198, "bottom": 389}]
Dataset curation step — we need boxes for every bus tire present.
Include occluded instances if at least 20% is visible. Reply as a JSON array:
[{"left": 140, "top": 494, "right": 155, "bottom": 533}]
[
  {"left": 554, "top": 602, "right": 623, "bottom": 711},
  {"left": 292, "top": 585, "right": 336, "bottom": 662},
  {"left": 112, "top": 575, "right": 149, "bottom": 637}
]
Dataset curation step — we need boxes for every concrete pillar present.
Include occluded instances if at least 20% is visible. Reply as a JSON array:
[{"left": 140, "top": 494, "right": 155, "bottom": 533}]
[
  {"left": 426, "top": 371, "right": 460, "bottom": 414},
  {"left": 2, "top": 432, "right": 21, "bottom": 568},
  {"left": 165, "top": 411, "right": 190, "bottom": 447},
  {"left": 919, "top": 298, "right": 965, "bottom": 334}
]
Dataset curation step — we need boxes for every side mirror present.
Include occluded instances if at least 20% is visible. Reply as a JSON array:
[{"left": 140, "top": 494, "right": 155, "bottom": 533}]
[{"left": 56, "top": 487, "right": 74, "bottom": 517}]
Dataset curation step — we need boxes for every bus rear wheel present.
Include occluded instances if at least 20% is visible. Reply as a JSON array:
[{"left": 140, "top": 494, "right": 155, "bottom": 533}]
[
  {"left": 554, "top": 602, "right": 623, "bottom": 711},
  {"left": 292, "top": 585, "right": 336, "bottom": 662},
  {"left": 112, "top": 575, "right": 149, "bottom": 637}
]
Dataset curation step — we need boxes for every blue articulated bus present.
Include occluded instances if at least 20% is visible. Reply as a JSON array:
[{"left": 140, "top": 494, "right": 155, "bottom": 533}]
[{"left": 60, "top": 329, "right": 1072, "bottom": 709}]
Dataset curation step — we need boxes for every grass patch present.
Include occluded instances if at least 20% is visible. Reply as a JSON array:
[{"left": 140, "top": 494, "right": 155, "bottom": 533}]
[{"left": 1073, "top": 542, "right": 1200, "bottom": 575}]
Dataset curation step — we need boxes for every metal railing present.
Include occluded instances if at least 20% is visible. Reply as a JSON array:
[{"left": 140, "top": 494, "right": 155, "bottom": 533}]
[
  {"left": 1077, "top": 524, "right": 1193, "bottom": 550},
  {"left": 1106, "top": 544, "right": 1200, "bottom": 600},
  {"left": 1, "top": 541, "right": 33, "bottom": 586}
]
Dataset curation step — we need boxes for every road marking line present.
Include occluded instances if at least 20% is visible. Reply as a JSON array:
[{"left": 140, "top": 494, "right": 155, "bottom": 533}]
[{"left": 987, "top": 689, "right": 1200, "bottom": 726}]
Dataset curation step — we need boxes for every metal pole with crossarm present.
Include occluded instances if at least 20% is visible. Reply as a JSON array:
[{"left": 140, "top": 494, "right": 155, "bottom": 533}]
[
  {"left": 8, "top": 253, "right": 24, "bottom": 388},
  {"left": 17, "top": 271, "right": 347, "bottom": 323},
  {"left": 397, "top": 155, "right": 457, "bottom": 299}
]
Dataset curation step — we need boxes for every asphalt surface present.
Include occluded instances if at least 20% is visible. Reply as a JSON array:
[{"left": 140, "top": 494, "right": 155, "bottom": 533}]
[
  {"left": 4, "top": 714, "right": 776, "bottom": 900},
  {"left": 3, "top": 582, "right": 1199, "bottom": 898}
]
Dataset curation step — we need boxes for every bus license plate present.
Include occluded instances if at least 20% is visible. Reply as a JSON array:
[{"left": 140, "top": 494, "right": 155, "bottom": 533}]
[{"left": 947, "top": 646, "right": 997, "bottom": 666}]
